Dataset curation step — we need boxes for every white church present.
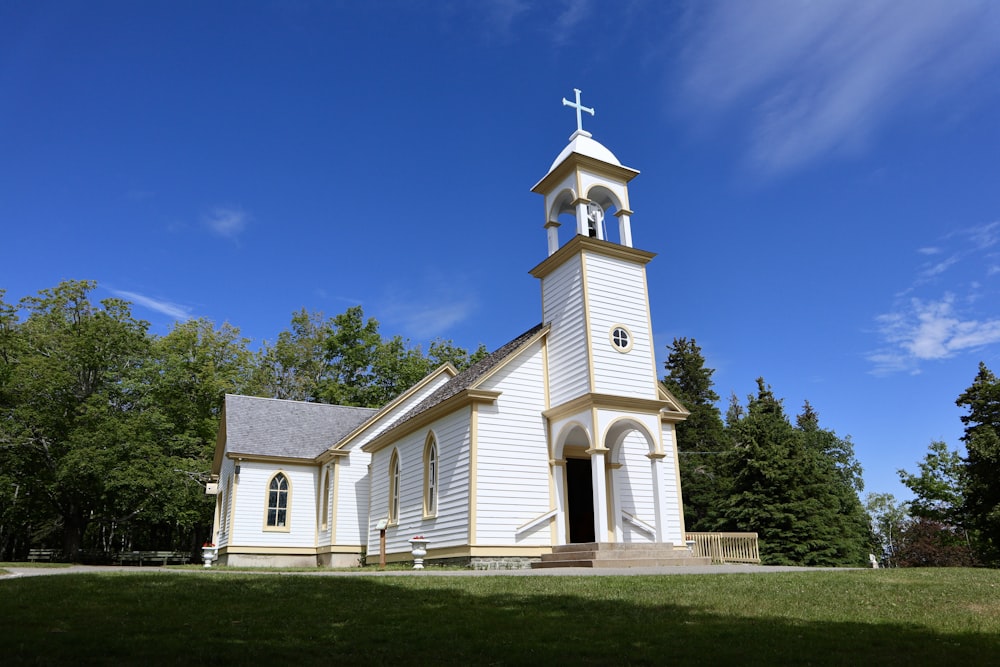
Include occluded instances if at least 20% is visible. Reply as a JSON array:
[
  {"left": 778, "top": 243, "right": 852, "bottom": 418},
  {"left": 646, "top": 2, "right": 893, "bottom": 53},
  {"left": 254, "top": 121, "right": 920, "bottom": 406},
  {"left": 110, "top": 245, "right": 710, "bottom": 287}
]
[{"left": 209, "top": 91, "right": 698, "bottom": 569}]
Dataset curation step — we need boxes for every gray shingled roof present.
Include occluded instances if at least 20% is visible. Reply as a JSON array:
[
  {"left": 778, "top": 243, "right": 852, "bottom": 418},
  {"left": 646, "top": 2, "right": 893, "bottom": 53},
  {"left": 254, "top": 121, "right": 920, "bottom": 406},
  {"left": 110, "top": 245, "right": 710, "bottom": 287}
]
[
  {"left": 224, "top": 395, "right": 377, "bottom": 459},
  {"left": 373, "top": 323, "right": 546, "bottom": 439}
]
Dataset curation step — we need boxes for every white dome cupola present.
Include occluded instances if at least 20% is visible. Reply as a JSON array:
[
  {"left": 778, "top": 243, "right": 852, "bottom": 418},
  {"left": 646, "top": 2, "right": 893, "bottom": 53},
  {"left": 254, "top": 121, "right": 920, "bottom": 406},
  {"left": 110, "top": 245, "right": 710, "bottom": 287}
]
[{"left": 531, "top": 88, "right": 639, "bottom": 256}]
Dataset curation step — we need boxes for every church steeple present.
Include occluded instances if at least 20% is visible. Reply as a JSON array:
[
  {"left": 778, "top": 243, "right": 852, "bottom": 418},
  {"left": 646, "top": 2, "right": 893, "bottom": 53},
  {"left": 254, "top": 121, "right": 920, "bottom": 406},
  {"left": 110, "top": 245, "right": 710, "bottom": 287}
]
[{"left": 531, "top": 88, "right": 640, "bottom": 256}]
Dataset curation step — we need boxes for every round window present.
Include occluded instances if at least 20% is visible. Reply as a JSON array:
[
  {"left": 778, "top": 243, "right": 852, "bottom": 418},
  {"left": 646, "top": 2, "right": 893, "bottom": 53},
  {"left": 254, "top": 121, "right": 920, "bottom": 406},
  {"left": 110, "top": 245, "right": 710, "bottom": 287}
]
[{"left": 610, "top": 325, "right": 632, "bottom": 353}]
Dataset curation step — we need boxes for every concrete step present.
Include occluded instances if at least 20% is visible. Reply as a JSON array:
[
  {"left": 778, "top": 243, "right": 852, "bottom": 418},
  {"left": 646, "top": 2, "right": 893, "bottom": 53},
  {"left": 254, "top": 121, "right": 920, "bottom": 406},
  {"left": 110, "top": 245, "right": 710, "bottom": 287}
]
[
  {"left": 532, "top": 556, "right": 711, "bottom": 569},
  {"left": 533, "top": 542, "right": 712, "bottom": 569}
]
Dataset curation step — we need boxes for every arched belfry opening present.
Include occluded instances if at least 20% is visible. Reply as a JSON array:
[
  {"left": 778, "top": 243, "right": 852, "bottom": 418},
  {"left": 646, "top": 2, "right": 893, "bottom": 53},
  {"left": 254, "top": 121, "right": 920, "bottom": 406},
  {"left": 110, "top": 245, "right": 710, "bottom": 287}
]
[{"left": 532, "top": 88, "right": 640, "bottom": 256}]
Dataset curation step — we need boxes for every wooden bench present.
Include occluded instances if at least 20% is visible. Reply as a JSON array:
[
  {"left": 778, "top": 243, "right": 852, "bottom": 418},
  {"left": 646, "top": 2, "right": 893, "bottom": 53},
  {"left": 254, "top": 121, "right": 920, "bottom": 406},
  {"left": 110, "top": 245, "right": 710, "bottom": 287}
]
[
  {"left": 28, "top": 548, "right": 59, "bottom": 562},
  {"left": 116, "top": 551, "right": 191, "bottom": 566}
]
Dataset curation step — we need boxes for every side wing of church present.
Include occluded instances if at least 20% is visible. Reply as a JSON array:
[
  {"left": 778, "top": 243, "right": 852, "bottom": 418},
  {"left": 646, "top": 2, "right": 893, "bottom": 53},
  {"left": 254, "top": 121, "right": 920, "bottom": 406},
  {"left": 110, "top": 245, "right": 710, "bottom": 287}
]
[{"left": 210, "top": 94, "right": 692, "bottom": 568}]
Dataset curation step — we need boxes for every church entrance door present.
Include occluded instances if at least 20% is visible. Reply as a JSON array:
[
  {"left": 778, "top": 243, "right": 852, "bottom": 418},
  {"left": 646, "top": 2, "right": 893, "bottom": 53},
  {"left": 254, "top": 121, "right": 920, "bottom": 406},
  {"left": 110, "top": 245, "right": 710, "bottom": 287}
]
[{"left": 566, "top": 458, "right": 595, "bottom": 543}]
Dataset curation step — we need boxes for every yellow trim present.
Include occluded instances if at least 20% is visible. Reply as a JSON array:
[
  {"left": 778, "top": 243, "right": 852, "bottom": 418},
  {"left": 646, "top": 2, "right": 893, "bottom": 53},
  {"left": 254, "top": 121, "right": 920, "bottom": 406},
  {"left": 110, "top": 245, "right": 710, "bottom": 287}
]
[
  {"left": 318, "top": 363, "right": 459, "bottom": 461},
  {"left": 387, "top": 449, "right": 400, "bottom": 525},
  {"left": 228, "top": 452, "right": 337, "bottom": 466},
  {"left": 669, "top": 422, "right": 688, "bottom": 537},
  {"left": 581, "top": 253, "right": 596, "bottom": 394},
  {"left": 531, "top": 152, "right": 639, "bottom": 196},
  {"left": 657, "top": 383, "right": 691, "bottom": 415},
  {"left": 316, "top": 544, "right": 365, "bottom": 555},
  {"left": 609, "top": 324, "right": 634, "bottom": 354},
  {"left": 469, "top": 403, "right": 479, "bottom": 546},
  {"left": 422, "top": 432, "right": 438, "bottom": 518},
  {"left": 641, "top": 264, "right": 661, "bottom": 394},
  {"left": 543, "top": 392, "right": 673, "bottom": 422},
  {"left": 221, "top": 546, "right": 318, "bottom": 556},
  {"left": 331, "top": 459, "right": 340, "bottom": 541},
  {"left": 319, "top": 466, "right": 329, "bottom": 531},
  {"left": 262, "top": 471, "right": 291, "bottom": 533},
  {"left": 529, "top": 235, "right": 655, "bottom": 280},
  {"left": 381, "top": 545, "right": 554, "bottom": 563},
  {"left": 227, "top": 471, "right": 239, "bottom": 545},
  {"left": 464, "top": 325, "right": 550, "bottom": 390},
  {"left": 362, "top": 389, "right": 500, "bottom": 454}
]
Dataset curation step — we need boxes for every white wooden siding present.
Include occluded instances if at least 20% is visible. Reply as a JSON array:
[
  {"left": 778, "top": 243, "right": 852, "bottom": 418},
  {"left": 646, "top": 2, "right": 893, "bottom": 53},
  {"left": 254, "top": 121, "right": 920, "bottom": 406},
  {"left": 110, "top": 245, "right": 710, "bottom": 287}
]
[
  {"left": 334, "top": 452, "right": 370, "bottom": 545},
  {"left": 584, "top": 253, "right": 658, "bottom": 398},
  {"left": 230, "top": 462, "right": 317, "bottom": 548},
  {"left": 542, "top": 255, "right": 591, "bottom": 406},
  {"left": 616, "top": 430, "right": 656, "bottom": 543},
  {"left": 659, "top": 423, "right": 684, "bottom": 543},
  {"left": 475, "top": 342, "right": 551, "bottom": 545},
  {"left": 367, "top": 408, "right": 472, "bottom": 555}
]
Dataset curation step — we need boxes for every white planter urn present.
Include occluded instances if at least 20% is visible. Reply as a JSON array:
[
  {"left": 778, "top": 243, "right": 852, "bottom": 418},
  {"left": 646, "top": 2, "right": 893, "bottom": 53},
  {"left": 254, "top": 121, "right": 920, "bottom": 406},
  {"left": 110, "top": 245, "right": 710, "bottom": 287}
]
[
  {"left": 408, "top": 537, "right": 429, "bottom": 570},
  {"left": 202, "top": 545, "right": 219, "bottom": 568}
]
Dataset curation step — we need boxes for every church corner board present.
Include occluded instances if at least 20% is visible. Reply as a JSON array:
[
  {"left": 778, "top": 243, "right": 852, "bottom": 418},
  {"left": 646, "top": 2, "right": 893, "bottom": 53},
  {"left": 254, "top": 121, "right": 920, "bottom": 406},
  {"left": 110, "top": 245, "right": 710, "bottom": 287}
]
[{"left": 210, "top": 90, "right": 690, "bottom": 569}]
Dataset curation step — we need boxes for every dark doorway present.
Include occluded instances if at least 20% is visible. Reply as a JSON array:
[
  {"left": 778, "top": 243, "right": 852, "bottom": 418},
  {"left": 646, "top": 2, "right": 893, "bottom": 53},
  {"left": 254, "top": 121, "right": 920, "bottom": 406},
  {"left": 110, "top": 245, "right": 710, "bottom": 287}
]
[{"left": 566, "top": 458, "right": 595, "bottom": 543}]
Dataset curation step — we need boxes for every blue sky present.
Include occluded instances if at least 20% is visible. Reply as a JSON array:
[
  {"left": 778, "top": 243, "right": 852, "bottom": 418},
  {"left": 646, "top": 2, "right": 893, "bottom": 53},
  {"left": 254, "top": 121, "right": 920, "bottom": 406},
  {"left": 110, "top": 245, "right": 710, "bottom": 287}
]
[{"left": 4, "top": 1, "right": 1000, "bottom": 502}]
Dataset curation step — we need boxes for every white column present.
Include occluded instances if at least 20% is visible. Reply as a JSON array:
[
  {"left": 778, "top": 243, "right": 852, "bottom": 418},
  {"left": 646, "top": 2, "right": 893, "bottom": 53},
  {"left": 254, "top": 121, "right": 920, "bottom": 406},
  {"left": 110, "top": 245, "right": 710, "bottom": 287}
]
[
  {"left": 576, "top": 200, "right": 589, "bottom": 237},
  {"left": 545, "top": 221, "right": 561, "bottom": 256},
  {"left": 648, "top": 452, "right": 667, "bottom": 542},
  {"left": 552, "top": 461, "right": 567, "bottom": 545},
  {"left": 590, "top": 448, "right": 610, "bottom": 542},
  {"left": 616, "top": 211, "right": 633, "bottom": 248}
]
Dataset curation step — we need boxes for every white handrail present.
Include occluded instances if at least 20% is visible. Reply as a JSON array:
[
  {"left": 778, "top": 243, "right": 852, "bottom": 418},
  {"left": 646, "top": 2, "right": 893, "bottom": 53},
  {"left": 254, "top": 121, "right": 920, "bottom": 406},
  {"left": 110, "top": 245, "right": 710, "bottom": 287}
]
[
  {"left": 514, "top": 508, "right": 558, "bottom": 537},
  {"left": 621, "top": 510, "right": 656, "bottom": 537}
]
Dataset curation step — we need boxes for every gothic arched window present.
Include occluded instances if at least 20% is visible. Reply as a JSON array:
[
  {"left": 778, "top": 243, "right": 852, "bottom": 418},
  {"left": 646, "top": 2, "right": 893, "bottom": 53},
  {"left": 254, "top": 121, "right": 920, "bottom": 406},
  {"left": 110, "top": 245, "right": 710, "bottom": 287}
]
[
  {"left": 424, "top": 435, "right": 438, "bottom": 517},
  {"left": 266, "top": 472, "right": 290, "bottom": 529}
]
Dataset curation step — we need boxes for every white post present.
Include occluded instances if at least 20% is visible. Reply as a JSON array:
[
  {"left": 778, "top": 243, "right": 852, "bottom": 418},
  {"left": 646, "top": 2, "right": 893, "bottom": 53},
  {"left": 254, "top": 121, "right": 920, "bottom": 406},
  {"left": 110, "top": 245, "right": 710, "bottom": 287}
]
[
  {"left": 545, "top": 221, "right": 560, "bottom": 256},
  {"left": 576, "top": 200, "right": 589, "bottom": 237},
  {"left": 648, "top": 453, "right": 668, "bottom": 542},
  {"left": 552, "top": 461, "right": 567, "bottom": 545},
  {"left": 617, "top": 212, "right": 633, "bottom": 248},
  {"left": 590, "top": 449, "right": 610, "bottom": 542}
]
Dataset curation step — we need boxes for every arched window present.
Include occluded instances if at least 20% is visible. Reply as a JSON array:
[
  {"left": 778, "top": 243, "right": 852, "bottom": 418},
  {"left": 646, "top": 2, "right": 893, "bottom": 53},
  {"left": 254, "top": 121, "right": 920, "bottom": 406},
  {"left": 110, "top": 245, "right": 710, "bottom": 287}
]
[
  {"left": 388, "top": 451, "right": 401, "bottom": 524},
  {"left": 266, "top": 472, "right": 290, "bottom": 529},
  {"left": 320, "top": 467, "right": 331, "bottom": 531},
  {"left": 424, "top": 435, "right": 438, "bottom": 517},
  {"left": 223, "top": 475, "right": 233, "bottom": 536}
]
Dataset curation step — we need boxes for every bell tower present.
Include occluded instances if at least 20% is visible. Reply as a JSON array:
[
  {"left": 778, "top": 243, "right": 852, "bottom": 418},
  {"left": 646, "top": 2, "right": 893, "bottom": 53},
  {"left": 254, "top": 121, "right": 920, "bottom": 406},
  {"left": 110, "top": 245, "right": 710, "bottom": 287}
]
[
  {"left": 531, "top": 88, "right": 639, "bottom": 256},
  {"left": 530, "top": 90, "right": 686, "bottom": 545}
]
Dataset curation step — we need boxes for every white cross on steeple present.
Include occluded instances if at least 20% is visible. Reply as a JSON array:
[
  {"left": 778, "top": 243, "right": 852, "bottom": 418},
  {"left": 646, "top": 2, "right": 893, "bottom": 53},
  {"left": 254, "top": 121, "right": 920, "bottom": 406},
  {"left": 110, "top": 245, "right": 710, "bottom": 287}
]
[{"left": 562, "top": 88, "right": 594, "bottom": 137}]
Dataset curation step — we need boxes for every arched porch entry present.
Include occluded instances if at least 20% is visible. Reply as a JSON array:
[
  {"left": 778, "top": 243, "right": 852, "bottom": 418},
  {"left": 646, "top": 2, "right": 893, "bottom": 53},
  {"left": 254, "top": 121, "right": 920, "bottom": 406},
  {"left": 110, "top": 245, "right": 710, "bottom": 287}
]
[{"left": 553, "top": 417, "right": 663, "bottom": 545}]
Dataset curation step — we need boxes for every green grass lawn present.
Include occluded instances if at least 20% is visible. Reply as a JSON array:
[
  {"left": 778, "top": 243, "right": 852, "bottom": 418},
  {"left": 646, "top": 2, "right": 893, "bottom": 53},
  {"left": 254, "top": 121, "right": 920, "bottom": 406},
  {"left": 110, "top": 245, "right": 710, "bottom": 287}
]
[{"left": 2, "top": 568, "right": 998, "bottom": 665}]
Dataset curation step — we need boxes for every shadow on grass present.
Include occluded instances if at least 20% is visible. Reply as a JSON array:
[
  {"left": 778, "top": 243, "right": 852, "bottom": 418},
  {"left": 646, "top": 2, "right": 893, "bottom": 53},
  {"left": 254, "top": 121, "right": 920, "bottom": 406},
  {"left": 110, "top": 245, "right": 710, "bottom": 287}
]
[{"left": 1, "top": 573, "right": 996, "bottom": 665}]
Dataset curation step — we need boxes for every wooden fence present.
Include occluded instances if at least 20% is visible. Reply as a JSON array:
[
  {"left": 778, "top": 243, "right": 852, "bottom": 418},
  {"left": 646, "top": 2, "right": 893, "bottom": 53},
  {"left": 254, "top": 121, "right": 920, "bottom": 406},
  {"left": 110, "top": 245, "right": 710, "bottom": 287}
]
[{"left": 685, "top": 532, "right": 760, "bottom": 564}]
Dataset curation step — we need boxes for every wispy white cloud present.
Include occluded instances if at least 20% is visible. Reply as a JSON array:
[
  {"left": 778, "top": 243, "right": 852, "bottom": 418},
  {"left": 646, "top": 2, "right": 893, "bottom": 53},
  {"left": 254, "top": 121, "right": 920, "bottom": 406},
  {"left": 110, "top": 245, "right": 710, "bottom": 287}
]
[
  {"left": 481, "top": 0, "right": 530, "bottom": 37},
  {"left": 205, "top": 207, "right": 248, "bottom": 239},
  {"left": 677, "top": 0, "right": 1000, "bottom": 173},
  {"left": 870, "top": 220, "right": 1000, "bottom": 374},
  {"left": 552, "top": 0, "right": 593, "bottom": 46},
  {"left": 379, "top": 275, "right": 477, "bottom": 340},
  {"left": 917, "top": 247, "right": 941, "bottom": 256},
  {"left": 108, "top": 289, "right": 193, "bottom": 322},
  {"left": 873, "top": 295, "right": 1000, "bottom": 370}
]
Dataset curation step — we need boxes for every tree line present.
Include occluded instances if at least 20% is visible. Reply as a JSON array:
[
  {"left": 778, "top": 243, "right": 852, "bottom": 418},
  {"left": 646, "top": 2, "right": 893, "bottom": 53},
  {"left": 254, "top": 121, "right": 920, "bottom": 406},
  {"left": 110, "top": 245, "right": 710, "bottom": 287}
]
[
  {"left": 3, "top": 280, "right": 997, "bottom": 567},
  {"left": 665, "top": 337, "right": 1000, "bottom": 567},
  {"left": 0, "top": 281, "right": 484, "bottom": 560},
  {"left": 868, "top": 362, "right": 999, "bottom": 567}
]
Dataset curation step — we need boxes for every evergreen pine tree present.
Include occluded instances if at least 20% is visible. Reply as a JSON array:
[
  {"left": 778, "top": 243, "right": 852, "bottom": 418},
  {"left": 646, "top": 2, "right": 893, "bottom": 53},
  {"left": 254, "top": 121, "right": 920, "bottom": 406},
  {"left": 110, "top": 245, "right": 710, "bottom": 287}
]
[
  {"left": 722, "top": 380, "right": 865, "bottom": 565},
  {"left": 956, "top": 362, "right": 1000, "bottom": 564},
  {"left": 662, "top": 338, "right": 728, "bottom": 531}
]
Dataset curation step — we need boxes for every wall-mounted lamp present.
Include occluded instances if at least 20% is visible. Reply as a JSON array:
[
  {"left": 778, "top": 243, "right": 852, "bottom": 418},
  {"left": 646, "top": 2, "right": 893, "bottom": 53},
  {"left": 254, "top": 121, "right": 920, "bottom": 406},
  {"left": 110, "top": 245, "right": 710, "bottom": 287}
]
[{"left": 234, "top": 460, "right": 242, "bottom": 476}]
